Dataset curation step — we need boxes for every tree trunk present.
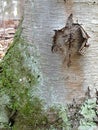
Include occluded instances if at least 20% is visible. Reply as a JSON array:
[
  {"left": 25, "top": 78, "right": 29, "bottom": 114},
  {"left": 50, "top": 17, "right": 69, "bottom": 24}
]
[
  {"left": 22, "top": 0, "right": 98, "bottom": 107},
  {"left": 1, "top": 0, "right": 98, "bottom": 129}
]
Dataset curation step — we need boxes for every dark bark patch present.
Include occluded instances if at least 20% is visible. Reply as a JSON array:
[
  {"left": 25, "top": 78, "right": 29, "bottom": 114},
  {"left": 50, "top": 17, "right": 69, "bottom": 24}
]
[{"left": 52, "top": 14, "right": 90, "bottom": 67}]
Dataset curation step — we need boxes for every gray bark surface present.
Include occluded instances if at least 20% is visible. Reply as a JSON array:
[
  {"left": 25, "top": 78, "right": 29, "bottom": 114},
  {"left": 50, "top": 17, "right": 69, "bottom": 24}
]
[{"left": 23, "top": 0, "right": 98, "bottom": 106}]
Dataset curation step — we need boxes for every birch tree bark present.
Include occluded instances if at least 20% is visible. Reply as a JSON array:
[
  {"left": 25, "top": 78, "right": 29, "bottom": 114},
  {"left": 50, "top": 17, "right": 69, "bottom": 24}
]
[{"left": 22, "top": 0, "right": 98, "bottom": 106}]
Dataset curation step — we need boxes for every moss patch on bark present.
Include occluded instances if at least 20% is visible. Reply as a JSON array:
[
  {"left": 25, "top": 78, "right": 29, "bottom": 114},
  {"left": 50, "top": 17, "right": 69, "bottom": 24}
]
[{"left": 0, "top": 19, "right": 47, "bottom": 129}]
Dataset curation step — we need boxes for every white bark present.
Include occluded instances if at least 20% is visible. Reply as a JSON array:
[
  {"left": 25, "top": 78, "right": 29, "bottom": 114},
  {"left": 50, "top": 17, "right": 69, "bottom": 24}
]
[{"left": 23, "top": 0, "right": 98, "bottom": 106}]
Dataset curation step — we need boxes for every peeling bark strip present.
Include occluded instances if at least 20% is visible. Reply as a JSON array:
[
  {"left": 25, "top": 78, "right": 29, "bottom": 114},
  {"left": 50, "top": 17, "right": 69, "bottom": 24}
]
[{"left": 52, "top": 14, "right": 90, "bottom": 67}]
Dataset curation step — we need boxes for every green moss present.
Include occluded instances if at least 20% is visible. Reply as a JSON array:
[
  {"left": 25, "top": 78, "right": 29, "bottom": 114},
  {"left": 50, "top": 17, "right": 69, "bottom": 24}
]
[
  {"left": 0, "top": 17, "right": 71, "bottom": 130},
  {"left": 12, "top": 97, "right": 48, "bottom": 130},
  {"left": 0, "top": 19, "right": 48, "bottom": 129},
  {"left": 1, "top": 17, "right": 97, "bottom": 130},
  {"left": 0, "top": 17, "right": 72, "bottom": 130}
]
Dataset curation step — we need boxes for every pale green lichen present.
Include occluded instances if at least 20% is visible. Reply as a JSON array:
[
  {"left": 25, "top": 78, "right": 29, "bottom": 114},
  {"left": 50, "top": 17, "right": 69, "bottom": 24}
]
[
  {"left": 79, "top": 98, "right": 97, "bottom": 130},
  {"left": 58, "top": 106, "right": 71, "bottom": 130}
]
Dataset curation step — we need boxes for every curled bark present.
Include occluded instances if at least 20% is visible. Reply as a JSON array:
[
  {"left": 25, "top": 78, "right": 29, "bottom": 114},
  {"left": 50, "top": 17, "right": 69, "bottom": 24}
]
[{"left": 52, "top": 14, "right": 90, "bottom": 67}]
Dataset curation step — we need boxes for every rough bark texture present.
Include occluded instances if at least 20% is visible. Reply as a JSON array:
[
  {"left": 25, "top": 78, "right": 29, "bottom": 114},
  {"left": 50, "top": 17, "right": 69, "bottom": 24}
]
[{"left": 23, "top": 0, "right": 98, "bottom": 107}]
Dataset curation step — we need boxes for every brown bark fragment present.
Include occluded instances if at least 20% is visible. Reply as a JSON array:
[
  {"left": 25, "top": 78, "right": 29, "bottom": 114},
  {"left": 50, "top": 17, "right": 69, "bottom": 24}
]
[{"left": 52, "top": 14, "right": 90, "bottom": 67}]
